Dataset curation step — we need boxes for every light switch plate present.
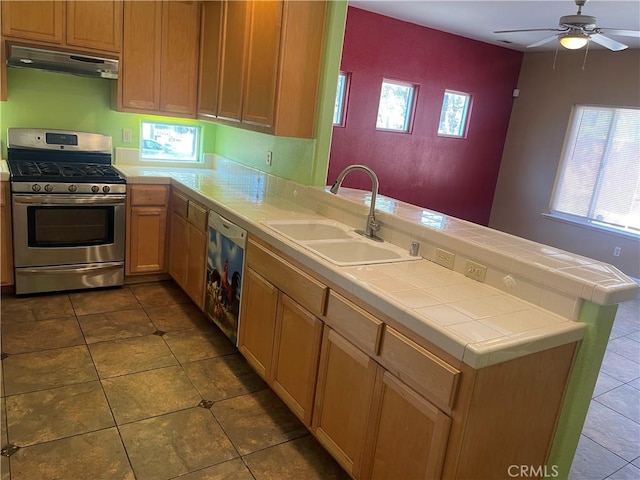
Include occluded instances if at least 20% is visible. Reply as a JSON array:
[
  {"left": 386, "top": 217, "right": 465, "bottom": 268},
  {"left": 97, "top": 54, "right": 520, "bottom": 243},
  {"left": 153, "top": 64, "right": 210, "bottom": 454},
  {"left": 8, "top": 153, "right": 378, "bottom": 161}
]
[{"left": 435, "top": 248, "right": 455, "bottom": 270}]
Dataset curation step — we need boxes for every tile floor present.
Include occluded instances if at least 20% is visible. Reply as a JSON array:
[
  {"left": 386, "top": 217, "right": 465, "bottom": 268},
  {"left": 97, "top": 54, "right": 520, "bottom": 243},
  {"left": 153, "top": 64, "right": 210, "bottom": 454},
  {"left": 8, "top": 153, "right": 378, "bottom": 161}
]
[
  {"left": 0, "top": 281, "right": 348, "bottom": 480},
  {"left": 0, "top": 280, "right": 637, "bottom": 480}
]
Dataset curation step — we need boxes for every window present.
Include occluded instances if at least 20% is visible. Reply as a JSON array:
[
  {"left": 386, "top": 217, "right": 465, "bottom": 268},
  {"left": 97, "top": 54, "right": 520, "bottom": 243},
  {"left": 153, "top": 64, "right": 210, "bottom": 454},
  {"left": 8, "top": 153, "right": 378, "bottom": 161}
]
[
  {"left": 549, "top": 105, "right": 640, "bottom": 237},
  {"left": 333, "top": 72, "right": 350, "bottom": 126},
  {"left": 376, "top": 79, "right": 416, "bottom": 132},
  {"left": 438, "top": 90, "right": 471, "bottom": 138},
  {"left": 140, "top": 122, "right": 201, "bottom": 163}
]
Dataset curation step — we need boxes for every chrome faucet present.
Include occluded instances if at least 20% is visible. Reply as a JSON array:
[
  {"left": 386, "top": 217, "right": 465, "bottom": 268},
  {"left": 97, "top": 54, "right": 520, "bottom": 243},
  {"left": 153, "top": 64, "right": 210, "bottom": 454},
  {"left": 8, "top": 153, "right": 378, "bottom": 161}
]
[{"left": 329, "top": 165, "right": 381, "bottom": 240}]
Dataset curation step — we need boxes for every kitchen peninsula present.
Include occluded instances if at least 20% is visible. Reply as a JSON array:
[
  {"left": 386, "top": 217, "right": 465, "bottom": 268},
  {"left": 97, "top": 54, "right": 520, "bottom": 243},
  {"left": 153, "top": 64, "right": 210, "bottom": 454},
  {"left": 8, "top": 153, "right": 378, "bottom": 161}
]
[{"left": 109, "top": 156, "right": 637, "bottom": 479}]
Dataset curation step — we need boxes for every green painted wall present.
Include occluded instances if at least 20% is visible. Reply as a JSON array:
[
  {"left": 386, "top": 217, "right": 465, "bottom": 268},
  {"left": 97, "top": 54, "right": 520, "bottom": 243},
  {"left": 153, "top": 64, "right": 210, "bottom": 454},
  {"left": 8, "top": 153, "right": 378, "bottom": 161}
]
[{"left": 0, "top": 2, "right": 349, "bottom": 185}]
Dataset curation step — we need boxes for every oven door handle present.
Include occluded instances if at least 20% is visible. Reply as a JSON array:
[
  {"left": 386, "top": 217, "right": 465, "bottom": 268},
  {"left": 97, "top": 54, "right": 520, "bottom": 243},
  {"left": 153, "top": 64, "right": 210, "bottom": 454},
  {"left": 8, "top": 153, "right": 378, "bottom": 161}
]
[
  {"left": 13, "top": 194, "right": 126, "bottom": 205},
  {"left": 17, "top": 263, "right": 124, "bottom": 275}
]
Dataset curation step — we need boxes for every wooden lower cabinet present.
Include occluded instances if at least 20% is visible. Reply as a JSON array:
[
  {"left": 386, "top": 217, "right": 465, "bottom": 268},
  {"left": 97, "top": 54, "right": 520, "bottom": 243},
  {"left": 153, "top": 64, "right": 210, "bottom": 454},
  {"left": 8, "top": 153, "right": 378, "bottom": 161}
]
[
  {"left": 363, "top": 370, "right": 451, "bottom": 480},
  {"left": 312, "top": 327, "right": 377, "bottom": 478},
  {"left": 126, "top": 185, "right": 169, "bottom": 275},
  {"left": 1, "top": 182, "right": 14, "bottom": 286},
  {"left": 270, "top": 293, "right": 323, "bottom": 425},
  {"left": 168, "top": 190, "right": 208, "bottom": 309}
]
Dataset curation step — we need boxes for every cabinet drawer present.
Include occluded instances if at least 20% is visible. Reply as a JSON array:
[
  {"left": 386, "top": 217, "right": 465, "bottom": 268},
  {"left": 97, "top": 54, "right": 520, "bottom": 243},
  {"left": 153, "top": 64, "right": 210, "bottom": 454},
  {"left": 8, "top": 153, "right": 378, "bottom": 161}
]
[
  {"left": 246, "top": 238, "right": 328, "bottom": 317},
  {"left": 130, "top": 185, "right": 169, "bottom": 206},
  {"left": 187, "top": 201, "right": 207, "bottom": 232},
  {"left": 0, "top": 182, "right": 8, "bottom": 207},
  {"left": 379, "top": 326, "right": 460, "bottom": 412},
  {"left": 324, "top": 291, "right": 382, "bottom": 357},
  {"left": 171, "top": 190, "right": 189, "bottom": 218}
]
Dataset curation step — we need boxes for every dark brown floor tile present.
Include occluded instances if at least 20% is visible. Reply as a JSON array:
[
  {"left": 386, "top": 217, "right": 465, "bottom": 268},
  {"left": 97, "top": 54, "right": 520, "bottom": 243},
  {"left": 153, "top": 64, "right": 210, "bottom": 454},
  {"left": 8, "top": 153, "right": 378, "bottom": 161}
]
[
  {"left": 164, "top": 328, "right": 236, "bottom": 363},
  {"left": 9, "top": 427, "right": 134, "bottom": 480},
  {"left": 0, "top": 293, "right": 74, "bottom": 323},
  {"left": 130, "top": 281, "right": 191, "bottom": 307},
  {"left": 101, "top": 365, "right": 202, "bottom": 424},
  {"left": 1, "top": 396, "right": 7, "bottom": 445},
  {"left": 120, "top": 408, "right": 237, "bottom": 480},
  {"left": 183, "top": 354, "right": 267, "bottom": 402},
  {"left": 176, "top": 458, "right": 254, "bottom": 480},
  {"left": 89, "top": 334, "right": 177, "bottom": 378},
  {"left": 3, "top": 345, "right": 98, "bottom": 396},
  {"left": 1, "top": 317, "right": 84, "bottom": 354},
  {"left": 243, "top": 435, "right": 348, "bottom": 480},
  {"left": 6, "top": 381, "right": 114, "bottom": 446},
  {"left": 212, "top": 389, "right": 307, "bottom": 455},
  {"left": 69, "top": 287, "right": 140, "bottom": 316},
  {"left": 145, "top": 303, "right": 213, "bottom": 332},
  {"left": 77, "top": 308, "right": 156, "bottom": 343}
]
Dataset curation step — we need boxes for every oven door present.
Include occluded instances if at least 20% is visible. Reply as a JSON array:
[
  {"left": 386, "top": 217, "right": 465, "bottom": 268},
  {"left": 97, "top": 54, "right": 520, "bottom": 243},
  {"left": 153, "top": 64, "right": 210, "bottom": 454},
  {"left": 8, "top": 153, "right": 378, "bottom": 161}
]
[{"left": 12, "top": 193, "right": 126, "bottom": 268}]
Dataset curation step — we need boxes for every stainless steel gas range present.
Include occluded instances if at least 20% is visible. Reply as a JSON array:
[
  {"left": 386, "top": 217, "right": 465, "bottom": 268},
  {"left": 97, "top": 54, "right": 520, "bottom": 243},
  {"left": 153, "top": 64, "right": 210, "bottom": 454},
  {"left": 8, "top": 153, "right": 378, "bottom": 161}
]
[{"left": 7, "top": 128, "right": 127, "bottom": 295}]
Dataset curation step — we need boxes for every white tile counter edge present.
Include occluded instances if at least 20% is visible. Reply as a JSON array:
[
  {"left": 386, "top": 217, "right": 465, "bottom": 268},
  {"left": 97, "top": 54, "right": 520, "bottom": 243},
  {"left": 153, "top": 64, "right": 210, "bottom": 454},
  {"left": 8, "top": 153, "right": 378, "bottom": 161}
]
[{"left": 116, "top": 162, "right": 593, "bottom": 369}]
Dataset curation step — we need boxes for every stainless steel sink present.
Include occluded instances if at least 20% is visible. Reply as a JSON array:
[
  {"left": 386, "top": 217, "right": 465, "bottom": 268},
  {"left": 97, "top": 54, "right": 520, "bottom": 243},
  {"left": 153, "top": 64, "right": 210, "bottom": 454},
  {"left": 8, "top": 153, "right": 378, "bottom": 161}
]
[{"left": 262, "top": 219, "right": 419, "bottom": 266}]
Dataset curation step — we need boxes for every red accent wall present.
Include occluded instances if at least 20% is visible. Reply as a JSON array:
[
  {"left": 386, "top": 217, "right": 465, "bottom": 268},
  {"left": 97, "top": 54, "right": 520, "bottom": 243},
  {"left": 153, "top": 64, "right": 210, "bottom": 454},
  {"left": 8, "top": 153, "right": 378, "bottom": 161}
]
[{"left": 329, "top": 7, "right": 523, "bottom": 225}]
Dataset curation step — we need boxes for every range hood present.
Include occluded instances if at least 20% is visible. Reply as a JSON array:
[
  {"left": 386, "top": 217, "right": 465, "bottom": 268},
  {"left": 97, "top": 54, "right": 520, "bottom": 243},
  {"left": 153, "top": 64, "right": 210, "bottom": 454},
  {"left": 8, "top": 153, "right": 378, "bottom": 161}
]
[{"left": 7, "top": 45, "right": 118, "bottom": 79}]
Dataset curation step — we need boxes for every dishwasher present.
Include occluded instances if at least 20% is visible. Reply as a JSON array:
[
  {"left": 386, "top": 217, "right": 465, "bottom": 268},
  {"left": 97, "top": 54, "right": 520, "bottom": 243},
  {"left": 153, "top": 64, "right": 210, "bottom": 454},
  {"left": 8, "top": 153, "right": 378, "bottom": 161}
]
[{"left": 205, "top": 210, "right": 247, "bottom": 346}]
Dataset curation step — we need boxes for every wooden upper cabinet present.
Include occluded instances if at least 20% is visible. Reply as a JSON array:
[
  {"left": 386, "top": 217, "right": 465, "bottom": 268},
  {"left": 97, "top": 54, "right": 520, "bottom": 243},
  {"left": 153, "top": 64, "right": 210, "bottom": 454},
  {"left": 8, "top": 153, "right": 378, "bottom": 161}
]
[
  {"left": 1, "top": 1, "right": 122, "bottom": 54},
  {"left": 160, "top": 1, "right": 200, "bottom": 115},
  {"left": 120, "top": 0, "right": 162, "bottom": 111},
  {"left": 197, "top": 0, "right": 223, "bottom": 118},
  {"left": 217, "top": 0, "right": 249, "bottom": 122},
  {"left": 66, "top": 1, "right": 123, "bottom": 53},
  {"left": 120, "top": 0, "right": 199, "bottom": 117},
  {"left": 1, "top": 1, "right": 63, "bottom": 44},
  {"left": 241, "top": 0, "right": 282, "bottom": 128}
]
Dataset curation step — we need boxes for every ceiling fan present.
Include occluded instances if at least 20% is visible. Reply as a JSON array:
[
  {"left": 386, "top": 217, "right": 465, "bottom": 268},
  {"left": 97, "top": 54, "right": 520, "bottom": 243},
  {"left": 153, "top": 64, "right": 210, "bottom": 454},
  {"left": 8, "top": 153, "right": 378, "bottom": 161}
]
[{"left": 494, "top": 0, "right": 640, "bottom": 51}]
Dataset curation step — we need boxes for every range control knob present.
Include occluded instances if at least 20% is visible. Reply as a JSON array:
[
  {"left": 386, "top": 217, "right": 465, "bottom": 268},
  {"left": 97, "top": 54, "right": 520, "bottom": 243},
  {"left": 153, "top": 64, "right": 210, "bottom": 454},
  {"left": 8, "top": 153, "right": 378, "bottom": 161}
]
[
  {"left": 68, "top": 185, "right": 78, "bottom": 193},
  {"left": 44, "top": 184, "right": 54, "bottom": 192},
  {"left": 91, "top": 185, "right": 100, "bottom": 193},
  {"left": 32, "top": 184, "right": 41, "bottom": 192},
  {"left": 102, "top": 185, "right": 111, "bottom": 193}
]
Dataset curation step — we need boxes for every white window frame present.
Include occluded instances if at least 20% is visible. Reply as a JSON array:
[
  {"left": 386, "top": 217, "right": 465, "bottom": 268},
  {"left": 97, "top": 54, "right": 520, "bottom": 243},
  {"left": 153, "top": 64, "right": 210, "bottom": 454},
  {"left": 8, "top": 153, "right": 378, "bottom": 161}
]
[
  {"left": 546, "top": 105, "right": 640, "bottom": 238},
  {"left": 375, "top": 79, "right": 417, "bottom": 133},
  {"left": 437, "top": 90, "right": 472, "bottom": 138},
  {"left": 333, "top": 71, "right": 350, "bottom": 127},
  {"left": 140, "top": 121, "right": 202, "bottom": 164}
]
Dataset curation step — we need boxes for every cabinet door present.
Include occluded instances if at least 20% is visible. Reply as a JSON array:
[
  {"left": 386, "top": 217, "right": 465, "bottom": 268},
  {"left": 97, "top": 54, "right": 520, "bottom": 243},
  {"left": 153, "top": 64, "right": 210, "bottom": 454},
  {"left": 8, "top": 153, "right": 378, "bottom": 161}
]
[
  {"left": 1, "top": 0, "right": 63, "bottom": 44},
  {"left": 271, "top": 293, "right": 323, "bottom": 426},
  {"left": 120, "top": 0, "right": 162, "bottom": 110},
  {"left": 127, "top": 206, "right": 167, "bottom": 275},
  {"left": 160, "top": 1, "right": 200, "bottom": 115},
  {"left": 197, "top": 0, "right": 223, "bottom": 118},
  {"left": 241, "top": 0, "right": 282, "bottom": 127},
  {"left": 66, "top": 0, "right": 123, "bottom": 53},
  {"left": 217, "top": 0, "right": 249, "bottom": 122},
  {"left": 169, "top": 211, "right": 189, "bottom": 288},
  {"left": 185, "top": 222, "right": 207, "bottom": 309},
  {"left": 313, "top": 328, "right": 377, "bottom": 478},
  {"left": 238, "top": 267, "right": 278, "bottom": 380},
  {"left": 1, "top": 183, "right": 14, "bottom": 286},
  {"left": 363, "top": 371, "right": 451, "bottom": 480}
]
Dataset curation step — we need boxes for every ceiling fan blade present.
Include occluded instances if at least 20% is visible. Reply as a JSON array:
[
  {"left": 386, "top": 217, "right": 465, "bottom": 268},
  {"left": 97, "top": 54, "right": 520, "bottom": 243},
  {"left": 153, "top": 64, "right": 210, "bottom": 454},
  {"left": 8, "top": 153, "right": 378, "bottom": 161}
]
[
  {"left": 494, "top": 28, "right": 563, "bottom": 34},
  {"left": 527, "top": 35, "right": 560, "bottom": 48},
  {"left": 597, "top": 28, "right": 640, "bottom": 38},
  {"left": 590, "top": 33, "right": 628, "bottom": 51}
]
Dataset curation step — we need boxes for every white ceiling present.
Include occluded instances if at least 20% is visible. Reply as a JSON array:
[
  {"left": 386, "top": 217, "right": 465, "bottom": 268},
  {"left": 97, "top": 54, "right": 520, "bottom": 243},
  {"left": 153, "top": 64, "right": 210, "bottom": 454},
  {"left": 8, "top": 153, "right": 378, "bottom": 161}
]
[{"left": 350, "top": 0, "right": 640, "bottom": 51}]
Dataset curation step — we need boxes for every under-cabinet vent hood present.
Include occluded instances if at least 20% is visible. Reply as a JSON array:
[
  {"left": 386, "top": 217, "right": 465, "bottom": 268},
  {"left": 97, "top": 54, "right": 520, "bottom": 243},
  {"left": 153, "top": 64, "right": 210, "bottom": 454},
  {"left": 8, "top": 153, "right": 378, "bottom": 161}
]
[{"left": 7, "top": 45, "right": 118, "bottom": 79}]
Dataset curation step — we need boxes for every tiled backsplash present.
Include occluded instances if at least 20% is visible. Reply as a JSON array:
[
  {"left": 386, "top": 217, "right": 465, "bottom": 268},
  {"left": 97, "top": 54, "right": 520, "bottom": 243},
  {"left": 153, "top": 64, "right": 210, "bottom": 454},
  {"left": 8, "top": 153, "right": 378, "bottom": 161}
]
[{"left": 209, "top": 156, "right": 638, "bottom": 321}]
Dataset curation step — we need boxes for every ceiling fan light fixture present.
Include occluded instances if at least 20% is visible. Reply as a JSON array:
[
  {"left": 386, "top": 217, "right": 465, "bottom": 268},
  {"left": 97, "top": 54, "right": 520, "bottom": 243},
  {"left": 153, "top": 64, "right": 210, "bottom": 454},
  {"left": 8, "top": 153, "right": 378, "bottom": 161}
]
[{"left": 559, "top": 33, "right": 590, "bottom": 49}]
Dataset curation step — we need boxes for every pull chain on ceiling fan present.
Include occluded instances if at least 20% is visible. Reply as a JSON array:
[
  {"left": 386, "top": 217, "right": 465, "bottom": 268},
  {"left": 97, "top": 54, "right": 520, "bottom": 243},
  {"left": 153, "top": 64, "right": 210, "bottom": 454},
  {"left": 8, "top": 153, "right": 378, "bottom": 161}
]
[{"left": 494, "top": 0, "right": 640, "bottom": 51}]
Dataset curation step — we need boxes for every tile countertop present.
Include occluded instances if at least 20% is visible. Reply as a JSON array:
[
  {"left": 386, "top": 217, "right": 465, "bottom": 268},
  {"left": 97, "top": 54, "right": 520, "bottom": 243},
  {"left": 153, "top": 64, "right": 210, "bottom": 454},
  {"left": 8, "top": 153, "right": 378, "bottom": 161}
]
[
  {"left": 0, "top": 160, "right": 9, "bottom": 181},
  {"left": 115, "top": 161, "right": 637, "bottom": 369}
]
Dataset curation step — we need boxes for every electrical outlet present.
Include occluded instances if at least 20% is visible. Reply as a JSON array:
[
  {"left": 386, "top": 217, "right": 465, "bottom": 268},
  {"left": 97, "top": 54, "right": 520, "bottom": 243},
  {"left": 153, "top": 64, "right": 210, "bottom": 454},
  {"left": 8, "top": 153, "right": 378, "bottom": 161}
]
[
  {"left": 435, "top": 248, "right": 455, "bottom": 270},
  {"left": 465, "top": 260, "right": 487, "bottom": 282},
  {"left": 266, "top": 151, "right": 273, "bottom": 166},
  {"left": 613, "top": 246, "right": 621, "bottom": 257},
  {"left": 122, "top": 129, "right": 132, "bottom": 143}
]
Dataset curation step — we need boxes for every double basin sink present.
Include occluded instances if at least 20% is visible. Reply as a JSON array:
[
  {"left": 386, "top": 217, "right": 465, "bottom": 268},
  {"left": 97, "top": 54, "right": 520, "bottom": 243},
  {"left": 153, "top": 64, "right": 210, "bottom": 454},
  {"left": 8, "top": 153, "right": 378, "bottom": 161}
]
[{"left": 262, "top": 219, "right": 420, "bottom": 267}]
